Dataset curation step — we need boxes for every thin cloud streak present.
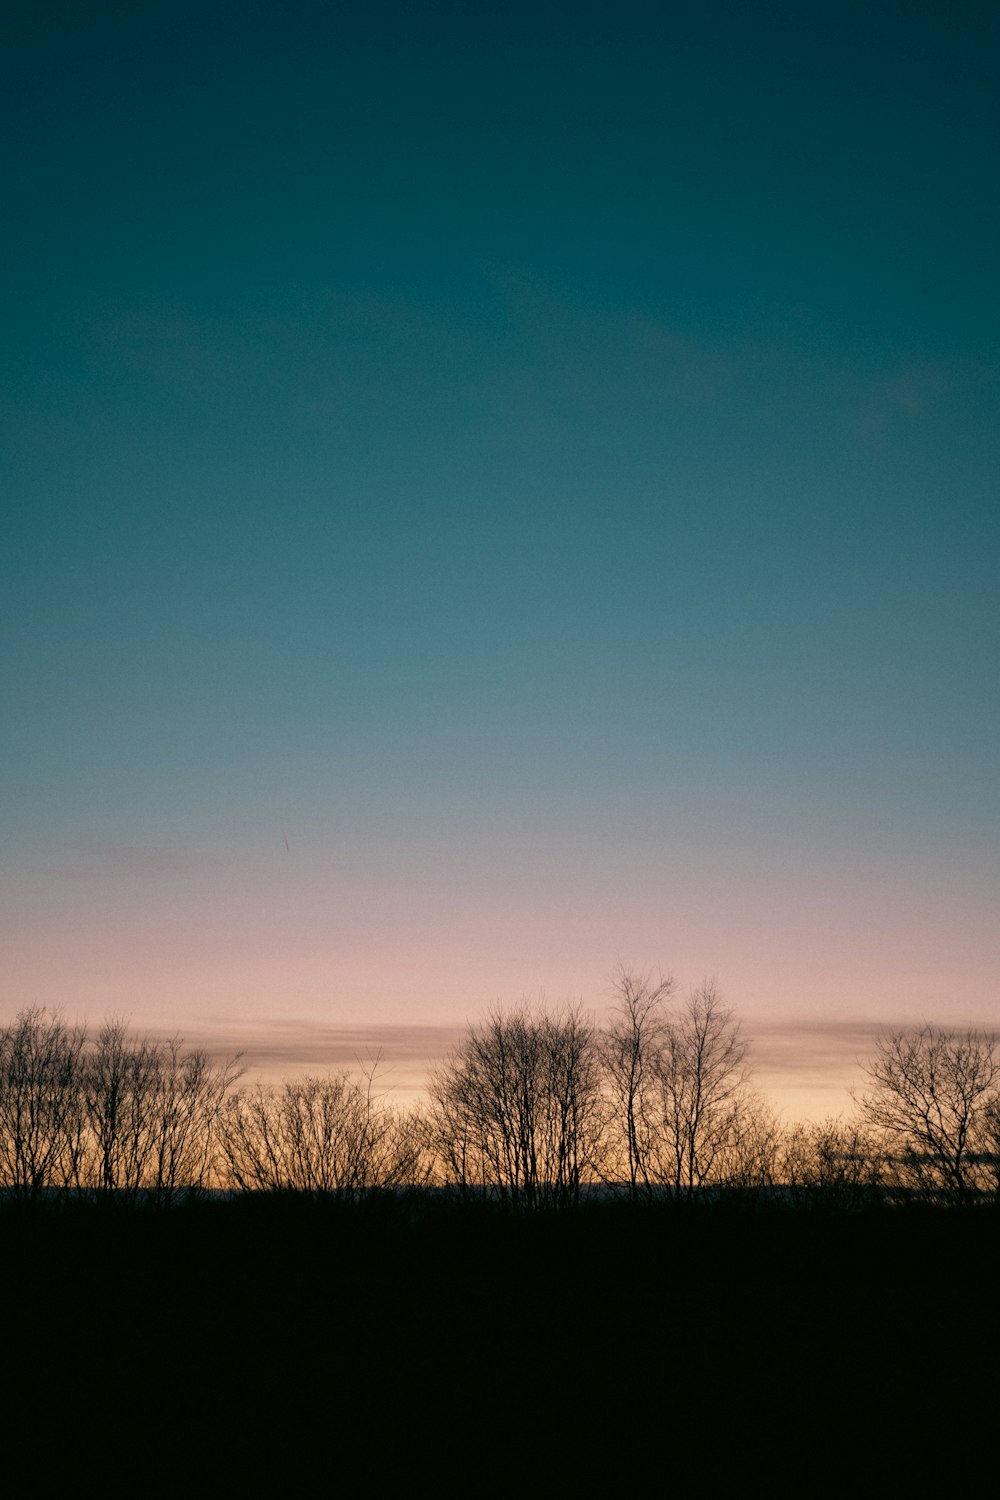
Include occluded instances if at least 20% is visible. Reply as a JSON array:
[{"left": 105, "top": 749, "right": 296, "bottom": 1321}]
[
  {"left": 134, "top": 1012, "right": 1000, "bottom": 1123},
  {"left": 144, "top": 1020, "right": 468, "bottom": 1103}
]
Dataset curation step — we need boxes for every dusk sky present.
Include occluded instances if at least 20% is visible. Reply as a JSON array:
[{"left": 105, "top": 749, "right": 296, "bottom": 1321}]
[{"left": 3, "top": 2, "right": 997, "bottom": 1117}]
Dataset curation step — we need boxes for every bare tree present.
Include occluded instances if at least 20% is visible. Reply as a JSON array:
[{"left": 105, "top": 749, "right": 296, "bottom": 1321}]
[
  {"left": 81, "top": 1018, "right": 241, "bottom": 1198},
  {"left": 981, "top": 1095, "right": 1000, "bottom": 1205},
  {"left": 716, "top": 1091, "right": 783, "bottom": 1198},
  {"left": 0, "top": 1008, "right": 87, "bottom": 1197},
  {"left": 427, "top": 1002, "right": 603, "bottom": 1210},
  {"left": 217, "top": 1062, "right": 423, "bottom": 1199},
  {"left": 652, "top": 981, "right": 750, "bottom": 1200},
  {"left": 83, "top": 1019, "right": 165, "bottom": 1195},
  {"left": 600, "top": 967, "right": 673, "bottom": 1201},
  {"left": 147, "top": 1038, "right": 243, "bottom": 1203},
  {"left": 856, "top": 1025, "right": 1000, "bottom": 1204},
  {"left": 780, "top": 1117, "right": 886, "bottom": 1210},
  {"left": 599, "top": 975, "right": 761, "bottom": 1201}
]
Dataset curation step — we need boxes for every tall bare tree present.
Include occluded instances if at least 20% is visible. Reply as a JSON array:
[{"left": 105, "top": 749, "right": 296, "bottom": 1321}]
[
  {"left": 428, "top": 1002, "right": 603, "bottom": 1210},
  {"left": 652, "top": 981, "right": 750, "bottom": 1200},
  {"left": 600, "top": 966, "right": 673, "bottom": 1200},
  {"left": 80, "top": 1019, "right": 241, "bottom": 1197},
  {"left": 83, "top": 1019, "right": 164, "bottom": 1194},
  {"left": 147, "top": 1038, "right": 243, "bottom": 1202},
  {"left": 0, "top": 1008, "right": 87, "bottom": 1197},
  {"left": 857, "top": 1025, "right": 1000, "bottom": 1204}
]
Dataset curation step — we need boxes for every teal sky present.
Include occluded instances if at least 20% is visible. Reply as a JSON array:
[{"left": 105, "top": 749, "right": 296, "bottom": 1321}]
[{"left": 2, "top": 2, "right": 997, "bottom": 1106}]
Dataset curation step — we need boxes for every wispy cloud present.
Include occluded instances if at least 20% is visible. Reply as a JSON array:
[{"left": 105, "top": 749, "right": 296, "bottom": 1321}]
[
  {"left": 145, "top": 1018, "right": 467, "bottom": 1099},
  {"left": 152, "top": 1013, "right": 986, "bottom": 1116}
]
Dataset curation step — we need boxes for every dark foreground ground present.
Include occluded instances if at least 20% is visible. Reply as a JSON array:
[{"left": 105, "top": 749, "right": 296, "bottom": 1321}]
[{"left": 3, "top": 1194, "right": 994, "bottom": 1489}]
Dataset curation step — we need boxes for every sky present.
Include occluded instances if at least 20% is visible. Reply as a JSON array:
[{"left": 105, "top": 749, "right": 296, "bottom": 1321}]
[{"left": 2, "top": 1, "right": 998, "bottom": 1119}]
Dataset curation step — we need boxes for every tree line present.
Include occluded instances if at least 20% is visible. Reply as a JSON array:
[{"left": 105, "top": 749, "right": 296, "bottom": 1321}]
[{"left": 2, "top": 974, "right": 998, "bottom": 1208}]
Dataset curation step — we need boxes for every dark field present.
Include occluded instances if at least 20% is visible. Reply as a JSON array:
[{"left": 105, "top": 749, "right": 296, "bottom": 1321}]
[{"left": 3, "top": 1196, "right": 993, "bottom": 1488}]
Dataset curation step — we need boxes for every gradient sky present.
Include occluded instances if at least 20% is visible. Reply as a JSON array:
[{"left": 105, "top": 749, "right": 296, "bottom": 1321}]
[{"left": 2, "top": 2, "right": 998, "bottom": 1117}]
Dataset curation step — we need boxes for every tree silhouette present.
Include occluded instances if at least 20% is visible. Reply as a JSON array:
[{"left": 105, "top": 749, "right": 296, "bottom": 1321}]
[
  {"left": 217, "top": 1063, "right": 423, "bottom": 1198},
  {"left": 427, "top": 1002, "right": 603, "bottom": 1209},
  {"left": 600, "top": 966, "right": 673, "bottom": 1201},
  {"left": 857, "top": 1025, "right": 1000, "bottom": 1204},
  {"left": 0, "top": 1008, "right": 86, "bottom": 1197},
  {"left": 780, "top": 1117, "right": 886, "bottom": 1210}
]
